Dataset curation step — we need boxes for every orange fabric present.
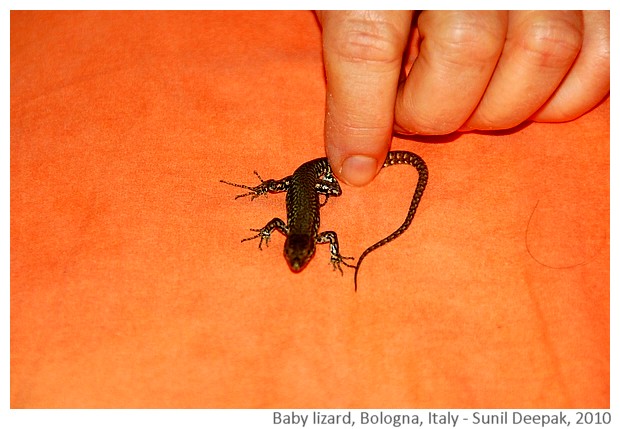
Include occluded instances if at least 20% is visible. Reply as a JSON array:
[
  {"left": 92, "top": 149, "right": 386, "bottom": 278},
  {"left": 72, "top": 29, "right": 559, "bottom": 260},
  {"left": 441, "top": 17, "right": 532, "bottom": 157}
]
[{"left": 11, "top": 11, "right": 609, "bottom": 408}]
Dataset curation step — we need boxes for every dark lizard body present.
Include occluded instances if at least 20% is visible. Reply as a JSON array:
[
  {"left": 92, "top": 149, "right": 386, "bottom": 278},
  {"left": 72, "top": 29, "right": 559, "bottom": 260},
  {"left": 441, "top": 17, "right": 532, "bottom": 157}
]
[
  {"left": 220, "top": 157, "right": 354, "bottom": 273},
  {"left": 220, "top": 151, "right": 428, "bottom": 290}
]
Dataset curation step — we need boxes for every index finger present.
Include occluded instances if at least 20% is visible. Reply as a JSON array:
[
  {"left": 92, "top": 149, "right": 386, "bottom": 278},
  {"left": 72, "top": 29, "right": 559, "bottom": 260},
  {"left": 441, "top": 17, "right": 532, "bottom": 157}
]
[{"left": 317, "top": 11, "right": 413, "bottom": 186}]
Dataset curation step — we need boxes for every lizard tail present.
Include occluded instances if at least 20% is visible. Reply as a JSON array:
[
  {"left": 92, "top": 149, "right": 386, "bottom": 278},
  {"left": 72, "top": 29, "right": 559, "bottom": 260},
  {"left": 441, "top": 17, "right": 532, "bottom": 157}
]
[{"left": 354, "top": 151, "right": 428, "bottom": 291}]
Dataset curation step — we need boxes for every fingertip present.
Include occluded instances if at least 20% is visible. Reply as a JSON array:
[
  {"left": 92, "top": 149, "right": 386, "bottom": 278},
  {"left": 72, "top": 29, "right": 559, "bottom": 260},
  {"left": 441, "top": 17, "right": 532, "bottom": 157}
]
[
  {"left": 324, "top": 106, "right": 388, "bottom": 187},
  {"left": 320, "top": 11, "right": 412, "bottom": 186},
  {"left": 324, "top": 95, "right": 389, "bottom": 186},
  {"left": 339, "top": 155, "right": 379, "bottom": 186}
]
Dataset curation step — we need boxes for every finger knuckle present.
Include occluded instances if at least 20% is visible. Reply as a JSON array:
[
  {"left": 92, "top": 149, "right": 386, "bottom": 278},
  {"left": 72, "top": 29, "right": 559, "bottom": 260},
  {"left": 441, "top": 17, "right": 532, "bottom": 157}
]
[
  {"left": 396, "top": 112, "right": 460, "bottom": 135},
  {"left": 329, "top": 17, "right": 407, "bottom": 65},
  {"left": 591, "top": 33, "right": 611, "bottom": 69},
  {"left": 431, "top": 16, "right": 505, "bottom": 66},
  {"left": 519, "top": 18, "right": 583, "bottom": 68}
]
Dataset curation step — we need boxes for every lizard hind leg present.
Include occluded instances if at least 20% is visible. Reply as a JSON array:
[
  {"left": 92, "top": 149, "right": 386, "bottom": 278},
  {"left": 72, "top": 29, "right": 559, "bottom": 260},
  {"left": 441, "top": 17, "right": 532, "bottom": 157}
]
[
  {"left": 219, "top": 171, "right": 272, "bottom": 200},
  {"left": 220, "top": 172, "right": 290, "bottom": 200},
  {"left": 219, "top": 179, "right": 264, "bottom": 200}
]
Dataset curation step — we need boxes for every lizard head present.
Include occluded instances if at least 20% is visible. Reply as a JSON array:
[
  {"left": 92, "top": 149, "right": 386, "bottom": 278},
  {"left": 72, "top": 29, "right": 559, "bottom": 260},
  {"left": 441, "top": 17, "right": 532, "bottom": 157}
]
[{"left": 284, "top": 234, "right": 316, "bottom": 272}]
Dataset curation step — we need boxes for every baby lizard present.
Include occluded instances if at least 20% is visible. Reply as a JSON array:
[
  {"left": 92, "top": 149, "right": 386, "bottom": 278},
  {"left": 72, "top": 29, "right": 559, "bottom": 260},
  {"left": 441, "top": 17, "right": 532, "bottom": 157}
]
[{"left": 220, "top": 151, "right": 428, "bottom": 291}]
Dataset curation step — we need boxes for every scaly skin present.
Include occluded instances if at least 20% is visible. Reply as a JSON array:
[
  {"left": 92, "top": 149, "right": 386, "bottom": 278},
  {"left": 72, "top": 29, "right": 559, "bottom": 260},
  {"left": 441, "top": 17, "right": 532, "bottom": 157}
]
[
  {"left": 220, "top": 151, "right": 428, "bottom": 291},
  {"left": 220, "top": 157, "right": 354, "bottom": 274},
  {"left": 353, "top": 151, "right": 428, "bottom": 290}
]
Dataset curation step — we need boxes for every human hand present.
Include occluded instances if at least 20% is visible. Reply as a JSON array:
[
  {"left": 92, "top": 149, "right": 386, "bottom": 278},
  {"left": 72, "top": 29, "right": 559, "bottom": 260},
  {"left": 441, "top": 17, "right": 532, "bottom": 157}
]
[{"left": 316, "top": 11, "right": 610, "bottom": 186}]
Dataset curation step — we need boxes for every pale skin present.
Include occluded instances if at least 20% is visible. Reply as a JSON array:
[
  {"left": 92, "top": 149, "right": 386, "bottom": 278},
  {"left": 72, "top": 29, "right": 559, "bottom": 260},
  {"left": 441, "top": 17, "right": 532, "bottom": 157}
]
[{"left": 316, "top": 11, "right": 610, "bottom": 186}]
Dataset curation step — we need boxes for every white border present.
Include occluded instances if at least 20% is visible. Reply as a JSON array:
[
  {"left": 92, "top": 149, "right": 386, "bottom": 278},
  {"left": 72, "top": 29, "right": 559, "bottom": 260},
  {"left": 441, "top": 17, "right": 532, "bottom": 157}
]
[{"left": 4, "top": 3, "right": 616, "bottom": 428}]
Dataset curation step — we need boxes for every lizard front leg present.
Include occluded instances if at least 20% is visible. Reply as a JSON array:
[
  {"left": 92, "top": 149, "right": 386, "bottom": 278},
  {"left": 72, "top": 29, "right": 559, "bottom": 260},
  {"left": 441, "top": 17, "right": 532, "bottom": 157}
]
[
  {"left": 241, "top": 217, "right": 289, "bottom": 250},
  {"left": 316, "top": 231, "right": 355, "bottom": 274}
]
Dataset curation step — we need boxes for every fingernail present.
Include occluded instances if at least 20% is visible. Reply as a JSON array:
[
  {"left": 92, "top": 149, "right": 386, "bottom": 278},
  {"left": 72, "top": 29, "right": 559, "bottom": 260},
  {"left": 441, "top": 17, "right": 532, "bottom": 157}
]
[{"left": 340, "top": 155, "right": 378, "bottom": 186}]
